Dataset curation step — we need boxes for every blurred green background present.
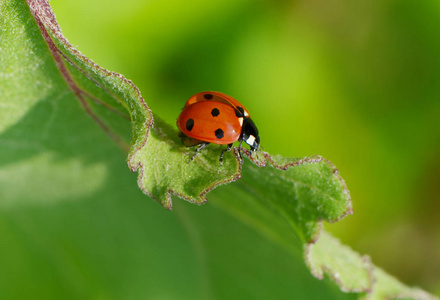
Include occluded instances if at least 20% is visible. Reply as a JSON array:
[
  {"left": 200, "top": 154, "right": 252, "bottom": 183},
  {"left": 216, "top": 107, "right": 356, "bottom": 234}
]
[{"left": 39, "top": 0, "right": 440, "bottom": 295}]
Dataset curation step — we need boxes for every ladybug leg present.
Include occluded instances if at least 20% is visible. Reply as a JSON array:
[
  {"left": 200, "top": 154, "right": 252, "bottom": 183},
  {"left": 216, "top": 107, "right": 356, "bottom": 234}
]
[
  {"left": 219, "top": 143, "right": 233, "bottom": 165},
  {"left": 188, "top": 142, "right": 209, "bottom": 163},
  {"left": 237, "top": 139, "right": 243, "bottom": 161}
]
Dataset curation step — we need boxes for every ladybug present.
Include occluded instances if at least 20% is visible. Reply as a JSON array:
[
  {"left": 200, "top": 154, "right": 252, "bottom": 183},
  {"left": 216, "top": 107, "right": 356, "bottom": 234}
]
[{"left": 177, "top": 91, "right": 260, "bottom": 163}]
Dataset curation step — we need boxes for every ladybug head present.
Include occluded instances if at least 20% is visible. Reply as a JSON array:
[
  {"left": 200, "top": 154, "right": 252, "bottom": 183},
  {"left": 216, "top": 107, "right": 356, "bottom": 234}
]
[{"left": 242, "top": 118, "right": 260, "bottom": 151}]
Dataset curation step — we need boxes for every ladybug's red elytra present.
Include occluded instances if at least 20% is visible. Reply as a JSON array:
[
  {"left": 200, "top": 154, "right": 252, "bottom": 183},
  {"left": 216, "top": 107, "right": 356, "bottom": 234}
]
[{"left": 177, "top": 91, "right": 260, "bottom": 163}]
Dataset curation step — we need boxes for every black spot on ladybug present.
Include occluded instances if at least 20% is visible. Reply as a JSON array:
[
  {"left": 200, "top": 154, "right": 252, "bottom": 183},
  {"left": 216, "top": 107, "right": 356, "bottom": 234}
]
[
  {"left": 211, "top": 108, "right": 220, "bottom": 117},
  {"left": 215, "top": 128, "right": 224, "bottom": 139},
  {"left": 186, "top": 118, "right": 194, "bottom": 131},
  {"left": 235, "top": 106, "right": 245, "bottom": 117},
  {"left": 204, "top": 93, "right": 213, "bottom": 100}
]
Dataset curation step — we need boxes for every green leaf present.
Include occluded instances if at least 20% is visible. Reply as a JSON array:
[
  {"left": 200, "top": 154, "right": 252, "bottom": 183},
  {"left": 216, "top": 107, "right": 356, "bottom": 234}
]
[{"left": 0, "top": 0, "right": 437, "bottom": 299}]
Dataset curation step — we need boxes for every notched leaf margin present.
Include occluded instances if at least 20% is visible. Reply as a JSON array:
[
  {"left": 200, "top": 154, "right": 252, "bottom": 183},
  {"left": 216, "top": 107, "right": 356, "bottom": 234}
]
[
  {"left": 26, "top": 0, "right": 354, "bottom": 220},
  {"left": 244, "top": 148, "right": 353, "bottom": 225}
]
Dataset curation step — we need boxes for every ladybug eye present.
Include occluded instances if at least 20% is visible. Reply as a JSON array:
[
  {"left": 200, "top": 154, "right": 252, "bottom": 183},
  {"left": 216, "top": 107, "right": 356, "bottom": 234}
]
[{"left": 204, "top": 93, "right": 213, "bottom": 100}]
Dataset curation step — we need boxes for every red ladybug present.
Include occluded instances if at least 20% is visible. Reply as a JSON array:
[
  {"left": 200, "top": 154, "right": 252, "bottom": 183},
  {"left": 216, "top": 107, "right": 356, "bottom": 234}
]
[{"left": 177, "top": 91, "right": 260, "bottom": 163}]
